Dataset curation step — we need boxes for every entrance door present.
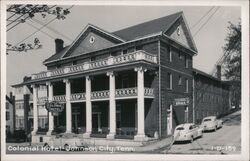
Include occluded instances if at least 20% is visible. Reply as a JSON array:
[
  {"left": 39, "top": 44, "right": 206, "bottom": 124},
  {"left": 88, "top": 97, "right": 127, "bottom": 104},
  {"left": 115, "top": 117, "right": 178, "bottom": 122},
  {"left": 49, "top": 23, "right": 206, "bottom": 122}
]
[
  {"left": 92, "top": 112, "right": 101, "bottom": 133},
  {"left": 72, "top": 107, "right": 80, "bottom": 133},
  {"left": 167, "top": 105, "right": 173, "bottom": 135}
]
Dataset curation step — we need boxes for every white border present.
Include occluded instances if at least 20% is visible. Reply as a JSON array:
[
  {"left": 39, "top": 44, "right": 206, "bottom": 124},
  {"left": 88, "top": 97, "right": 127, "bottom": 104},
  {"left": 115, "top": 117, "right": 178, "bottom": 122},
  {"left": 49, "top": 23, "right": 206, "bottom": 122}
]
[{"left": 1, "top": 1, "right": 249, "bottom": 161}]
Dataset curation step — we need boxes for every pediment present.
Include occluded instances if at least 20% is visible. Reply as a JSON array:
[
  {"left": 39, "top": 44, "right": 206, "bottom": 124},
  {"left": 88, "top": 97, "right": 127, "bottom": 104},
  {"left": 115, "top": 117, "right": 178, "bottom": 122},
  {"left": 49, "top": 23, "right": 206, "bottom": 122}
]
[
  {"left": 165, "top": 16, "right": 197, "bottom": 52},
  {"left": 63, "top": 24, "right": 125, "bottom": 58}
]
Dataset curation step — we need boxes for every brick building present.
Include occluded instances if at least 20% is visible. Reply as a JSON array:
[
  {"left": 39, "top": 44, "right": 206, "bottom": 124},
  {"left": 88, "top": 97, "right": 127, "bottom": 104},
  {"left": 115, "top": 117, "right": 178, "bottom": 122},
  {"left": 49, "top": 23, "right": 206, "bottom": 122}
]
[{"left": 10, "top": 11, "right": 231, "bottom": 145}]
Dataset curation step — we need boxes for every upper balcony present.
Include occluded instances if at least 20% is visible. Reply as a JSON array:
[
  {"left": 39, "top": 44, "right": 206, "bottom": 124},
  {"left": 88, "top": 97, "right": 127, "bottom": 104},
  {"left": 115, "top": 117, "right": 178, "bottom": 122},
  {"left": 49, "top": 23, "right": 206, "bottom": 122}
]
[{"left": 32, "top": 50, "right": 157, "bottom": 81}]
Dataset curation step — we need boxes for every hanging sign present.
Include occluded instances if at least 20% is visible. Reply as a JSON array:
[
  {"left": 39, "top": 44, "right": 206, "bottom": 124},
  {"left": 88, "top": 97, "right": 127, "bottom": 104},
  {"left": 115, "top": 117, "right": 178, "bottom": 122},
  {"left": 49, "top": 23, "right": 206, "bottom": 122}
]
[
  {"left": 173, "top": 98, "right": 190, "bottom": 106},
  {"left": 45, "top": 101, "right": 64, "bottom": 116}
]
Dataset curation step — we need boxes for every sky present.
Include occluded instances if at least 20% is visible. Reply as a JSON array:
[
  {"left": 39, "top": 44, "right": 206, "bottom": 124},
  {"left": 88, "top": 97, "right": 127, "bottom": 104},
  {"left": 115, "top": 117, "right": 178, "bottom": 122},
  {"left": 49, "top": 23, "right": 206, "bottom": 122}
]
[{"left": 6, "top": 5, "right": 241, "bottom": 94}]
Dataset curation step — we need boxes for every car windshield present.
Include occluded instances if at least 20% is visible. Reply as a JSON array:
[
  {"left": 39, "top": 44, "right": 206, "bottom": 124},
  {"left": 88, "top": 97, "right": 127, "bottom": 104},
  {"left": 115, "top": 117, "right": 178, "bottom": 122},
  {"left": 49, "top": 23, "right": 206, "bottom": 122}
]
[
  {"left": 176, "top": 127, "right": 185, "bottom": 130},
  {"left": 203, "top": 118, "right": 212, "bottom": 122}
]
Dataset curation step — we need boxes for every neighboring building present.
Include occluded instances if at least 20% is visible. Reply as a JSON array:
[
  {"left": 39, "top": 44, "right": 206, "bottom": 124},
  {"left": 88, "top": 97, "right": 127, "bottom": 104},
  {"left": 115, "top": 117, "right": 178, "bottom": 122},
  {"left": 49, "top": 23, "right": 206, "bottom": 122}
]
[
  {"left": 6, "top": 94, "right": 15, "bottom": 136},
  {"left": 13, "top": 77, "right": 48, "bottom": 133},
  {"left": 11, "top": 12, "right": 231, "bottom": 145},
  {"left": 193, "top": 68, "right": 231, "bottom": 123}
]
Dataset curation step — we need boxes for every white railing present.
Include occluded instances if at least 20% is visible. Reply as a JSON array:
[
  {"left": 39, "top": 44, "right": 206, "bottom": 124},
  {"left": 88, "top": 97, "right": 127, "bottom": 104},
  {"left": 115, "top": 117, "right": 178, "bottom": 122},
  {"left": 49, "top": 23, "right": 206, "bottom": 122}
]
[
  {"left": 115, "top": 88, "right": 137, "bottom": 97},
  {"left": 32, "top": 50, "right": 157, "bottom": 80},
  {"left": 113, "top": 52, "right": 137, "bottom": 64},
  {"left": 91, "top": 90, "right": 109, "bottom": 99},
  {"left": 144, "top": 88, "right": 154, "bottom": 97},
  {"left": 53, "top": 95, "right": 66, "bottom": 102},
  {"left": 70, "top": 93, "right": 86, "bottom": 101},
  {"left": 89, "top": 58, "right": 109, "bottom": 69},
  {"left": 37, "top": 97, "right": 48, "bottom": 104},
  {"left": 51, "top": 68, "right": 65, "bottom": 77}
]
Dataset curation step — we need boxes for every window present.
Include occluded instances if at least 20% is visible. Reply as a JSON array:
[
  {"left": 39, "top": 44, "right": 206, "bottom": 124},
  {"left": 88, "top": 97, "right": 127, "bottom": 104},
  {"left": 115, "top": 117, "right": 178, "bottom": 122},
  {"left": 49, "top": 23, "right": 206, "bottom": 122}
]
[
  {"left": 178, "top": 52, "right": 182, "bottom": 59},
  {"left": 167, "top": 73, "right": 172, "bottom": 90},
  {"left": 136, "top": 45, "right": 143, "bottom": 51},
  {"left": 116, "top": 105, "right": 121, "bottom": 128},
  {"left": 178, "top": 76, "right": 182, "bottom": 85},
  {"left": 185, "top": 55, "right": 188, "bottom": 68},
  {"left": 185, "top": 106, "right": 189, "bottom": 123},
  {"left": 6, "top": 112, "right": 10, "bottom": 120},
  {"left": 122, "top": 49, "right": 127, "bottom": 55},
  {"left": 6, "top": 103, "right": 9, "bottom": 109},
  {"left": 168, "top": 47, "right": 172, "bottom": 62},
  {"left": 185, "top": 79, "right": 189, "bottom": 93},
  {"left": 177, "top": 27, "right": 181, "bottom": 36}
]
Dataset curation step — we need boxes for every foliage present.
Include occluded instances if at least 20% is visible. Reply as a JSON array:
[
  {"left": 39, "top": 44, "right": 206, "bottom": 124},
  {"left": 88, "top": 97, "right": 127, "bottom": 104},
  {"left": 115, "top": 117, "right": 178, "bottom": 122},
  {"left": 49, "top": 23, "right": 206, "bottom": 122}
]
[{"left": 223, "top": 21, "right": 241, "bottom": 81}]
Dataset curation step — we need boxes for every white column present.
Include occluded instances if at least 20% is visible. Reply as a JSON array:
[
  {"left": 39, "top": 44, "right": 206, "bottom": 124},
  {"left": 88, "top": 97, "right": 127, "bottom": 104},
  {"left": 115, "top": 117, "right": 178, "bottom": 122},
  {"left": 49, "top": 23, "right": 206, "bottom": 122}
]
[
  {"left": 83, "top": 76, "right": 92, "bottom": 138},
  {"left": 46, "top": 82, "right": 54, "bottom": 135},
  {"left": 134, "top": 67, "right": 147, "bottom": 141},
  {"left": 64, "top": 79, "right": 72, "bottom": 133},
  {"left": 107, "top": 71, "right": 116, "bottom": 139},
  {"left": 31, "top": 85, "right": 38, "bottom": 135}
]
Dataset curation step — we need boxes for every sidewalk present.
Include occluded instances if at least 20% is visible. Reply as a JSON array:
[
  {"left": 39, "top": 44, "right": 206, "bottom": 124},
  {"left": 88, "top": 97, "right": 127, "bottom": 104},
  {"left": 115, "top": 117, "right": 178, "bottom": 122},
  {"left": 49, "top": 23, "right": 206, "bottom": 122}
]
[{"left": 220, "top": 109, "right": 241, "bottom": 123}]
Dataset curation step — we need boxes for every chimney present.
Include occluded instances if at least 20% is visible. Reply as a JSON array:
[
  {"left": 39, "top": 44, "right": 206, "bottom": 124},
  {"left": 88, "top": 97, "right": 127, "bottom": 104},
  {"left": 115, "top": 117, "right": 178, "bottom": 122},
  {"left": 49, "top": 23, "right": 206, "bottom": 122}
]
[
  {"left": 55, "top": 39, "right": 64, "bottom": 53},
  {"left": 217, "top": 65, "right": 221, "bottom": 80},
  {"left": 10, "top": 92, "right": 13, "bottom": 100}
]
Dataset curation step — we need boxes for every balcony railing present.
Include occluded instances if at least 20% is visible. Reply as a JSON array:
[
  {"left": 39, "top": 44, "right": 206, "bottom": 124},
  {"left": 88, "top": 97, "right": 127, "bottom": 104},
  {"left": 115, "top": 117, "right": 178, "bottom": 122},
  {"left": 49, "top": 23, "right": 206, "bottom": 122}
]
[
  {"left": 36, "top": 88, "right": 154, "bottom": 103},
  {"left": 70, "top": 93, "right": 86, "bottom": 101},
  {"left": 115, "top": 88, "right": 137, "bottom": 97},
  {"left": 53, "top": 95, "right": 66, "bottom": 102},
  {"left": 144, "top": 88, "right": 154, "bottom": 97},
  {"left": 91, "top": 90, "right": 109, "bottom": 99},
  {"left": 32, "top": 50, "right": 157, "bottom": 80}
]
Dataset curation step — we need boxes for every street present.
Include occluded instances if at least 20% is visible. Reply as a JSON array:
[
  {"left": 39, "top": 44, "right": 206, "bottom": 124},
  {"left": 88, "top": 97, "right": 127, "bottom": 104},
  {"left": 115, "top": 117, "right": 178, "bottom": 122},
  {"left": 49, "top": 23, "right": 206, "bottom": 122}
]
[
  {"left": 161, "top": 110, "right": 241, "bottom": 154},
  {"left": 5, "top": 110, "right": 241, "bottom": 154}
]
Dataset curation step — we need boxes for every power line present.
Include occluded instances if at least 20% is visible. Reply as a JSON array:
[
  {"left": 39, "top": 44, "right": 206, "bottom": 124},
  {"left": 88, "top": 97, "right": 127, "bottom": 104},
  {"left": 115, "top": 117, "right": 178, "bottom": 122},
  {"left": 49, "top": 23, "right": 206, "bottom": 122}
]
[
  {"left": 13, "top": 5, "right": 74, "bottom": 46},
  {"left": 7, "top": 5, "right": 28, "bottom": 21},
  {"left": 193, "top": 7, "right": 220, "bottom": 37},
  {"left": 7, "top": 5, "right": 57, "bottom": 32},
  {"left": 31, "top": 18, "right": 74, "bottom": 42},
  {"left": 190, "top": 6, "right": 215, "bottom": 29},
  {"left": 14, "top": 17, "right": 57, "bottom": 46},
  {"left": 7, "top": 5, "right": 39, "bottom": 27},
  {"left": 26, "top": 19, "right": 56, "bottom": 40}
]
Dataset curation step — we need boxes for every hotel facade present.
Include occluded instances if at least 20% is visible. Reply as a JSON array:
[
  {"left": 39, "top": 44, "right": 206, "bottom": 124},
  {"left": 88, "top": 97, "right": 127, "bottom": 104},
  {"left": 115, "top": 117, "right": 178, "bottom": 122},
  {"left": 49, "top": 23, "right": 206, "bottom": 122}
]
[{"left": 12, "top": 12, "right": 232, "bottom": 144}]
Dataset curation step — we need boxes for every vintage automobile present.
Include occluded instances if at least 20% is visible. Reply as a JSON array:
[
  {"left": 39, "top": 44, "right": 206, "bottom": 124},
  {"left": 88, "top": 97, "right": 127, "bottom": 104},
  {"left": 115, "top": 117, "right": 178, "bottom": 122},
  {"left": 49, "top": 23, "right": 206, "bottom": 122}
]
[
  {"left": 173, "top": 123, "right": 203, "bottom": 143},
  {"left": 43, "top": 133, "right": 85, "bottom": 151},
  {"left": 201, "top": 116, "right": 223, "bottom": 132}
]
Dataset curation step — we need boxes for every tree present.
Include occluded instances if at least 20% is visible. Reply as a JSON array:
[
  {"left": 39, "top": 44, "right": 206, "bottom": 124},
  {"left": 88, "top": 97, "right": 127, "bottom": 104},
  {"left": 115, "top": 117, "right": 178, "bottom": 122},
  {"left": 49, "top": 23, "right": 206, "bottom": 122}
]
[
  {"left": 223, "top": 21, "right": 241, "bottom": 81},
  {"left": 223, "top": 21, "right": 241, "bottom": 108},
  {"left": 6, "top": 5, "right": 72, "bottom": 54}
]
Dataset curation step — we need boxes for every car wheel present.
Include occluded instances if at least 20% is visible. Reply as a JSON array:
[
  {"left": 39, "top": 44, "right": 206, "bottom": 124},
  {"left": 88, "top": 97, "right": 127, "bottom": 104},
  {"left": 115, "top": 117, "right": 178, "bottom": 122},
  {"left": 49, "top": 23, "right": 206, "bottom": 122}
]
[
  {"left": 190, "top": 137, "right": 194, "bottom": 143},
  {"left": 64, "top": 144, "right": 70, "bottom": 151}
]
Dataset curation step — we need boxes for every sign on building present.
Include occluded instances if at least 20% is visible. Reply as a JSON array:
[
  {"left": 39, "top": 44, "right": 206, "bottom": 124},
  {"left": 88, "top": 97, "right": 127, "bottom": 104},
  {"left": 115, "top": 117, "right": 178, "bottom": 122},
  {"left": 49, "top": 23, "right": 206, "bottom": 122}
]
[
  {"left": 173, "top": 98, "right": 190, "bottom": 106},
  {"left": 45, "top": 101, "right": 64, "bottom": 116}
]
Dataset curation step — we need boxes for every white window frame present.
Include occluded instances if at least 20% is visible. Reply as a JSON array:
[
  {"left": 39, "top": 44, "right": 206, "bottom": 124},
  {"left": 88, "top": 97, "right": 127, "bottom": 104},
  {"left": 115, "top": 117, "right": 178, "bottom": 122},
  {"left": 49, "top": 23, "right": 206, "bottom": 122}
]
[
  {"left": 167, "top": 73, "right": 173, "bottom": 90},
  {"left": 185, "top": 79, "right": 189, "bottom": 93},
  {"left": 185, "top": 56, "right": 188, "bottom": 68},
  {"left": 178, "top": 76, "right": 182, "bottom": 85},
  {"left": 169, "top": 47, "right": 172, "bottom": 62}
]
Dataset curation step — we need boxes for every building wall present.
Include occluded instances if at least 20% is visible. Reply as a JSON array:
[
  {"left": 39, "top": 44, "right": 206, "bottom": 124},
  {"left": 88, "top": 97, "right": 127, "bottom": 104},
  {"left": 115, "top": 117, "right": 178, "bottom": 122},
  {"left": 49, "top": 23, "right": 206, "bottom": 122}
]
[
  {"left": 160, "top": 40, "right": 193, "bottom": 137},
  {"left": 193, "top": 74, "right": 230, "bottom": 123},
  {"left": 6, "top": 101, "right": 14, "bottom": 134}
]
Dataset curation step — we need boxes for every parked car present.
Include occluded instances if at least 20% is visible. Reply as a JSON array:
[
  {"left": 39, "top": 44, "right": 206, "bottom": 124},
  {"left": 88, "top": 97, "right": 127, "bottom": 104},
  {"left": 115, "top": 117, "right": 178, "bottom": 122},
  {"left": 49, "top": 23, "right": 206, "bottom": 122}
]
[
  {"left": 201, "top": 116, "right": 223, "bottom": 132},
  {"left": 173, "top": 123, "right": 203, "bottom": 143},
  {"left": 43, "top": 133, "right": 85, "bottom": 151}
]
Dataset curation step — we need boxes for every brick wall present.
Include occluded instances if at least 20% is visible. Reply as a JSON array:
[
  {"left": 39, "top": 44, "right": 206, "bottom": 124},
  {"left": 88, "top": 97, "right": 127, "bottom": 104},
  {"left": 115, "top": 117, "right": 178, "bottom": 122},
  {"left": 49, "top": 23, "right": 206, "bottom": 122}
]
[{"left": 160, "top": 40, "right": 193, "bottom": 137}]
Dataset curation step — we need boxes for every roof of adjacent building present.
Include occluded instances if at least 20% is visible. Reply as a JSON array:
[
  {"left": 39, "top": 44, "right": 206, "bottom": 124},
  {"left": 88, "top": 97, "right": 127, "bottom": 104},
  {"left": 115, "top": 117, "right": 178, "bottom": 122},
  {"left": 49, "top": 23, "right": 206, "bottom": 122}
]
[
  {"left": 112, "top": 11, "right": 183, "bottom": 41},
  {"left": 193, "top": 68, "right": 230, "bottom": 86}
]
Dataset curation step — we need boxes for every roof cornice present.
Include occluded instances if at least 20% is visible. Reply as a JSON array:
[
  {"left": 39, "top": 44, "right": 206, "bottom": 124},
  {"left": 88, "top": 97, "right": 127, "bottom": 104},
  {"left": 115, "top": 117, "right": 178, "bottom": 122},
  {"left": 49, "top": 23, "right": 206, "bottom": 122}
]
[{"left": 44, "top": 32, "right": 162, "bottom": 65}]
